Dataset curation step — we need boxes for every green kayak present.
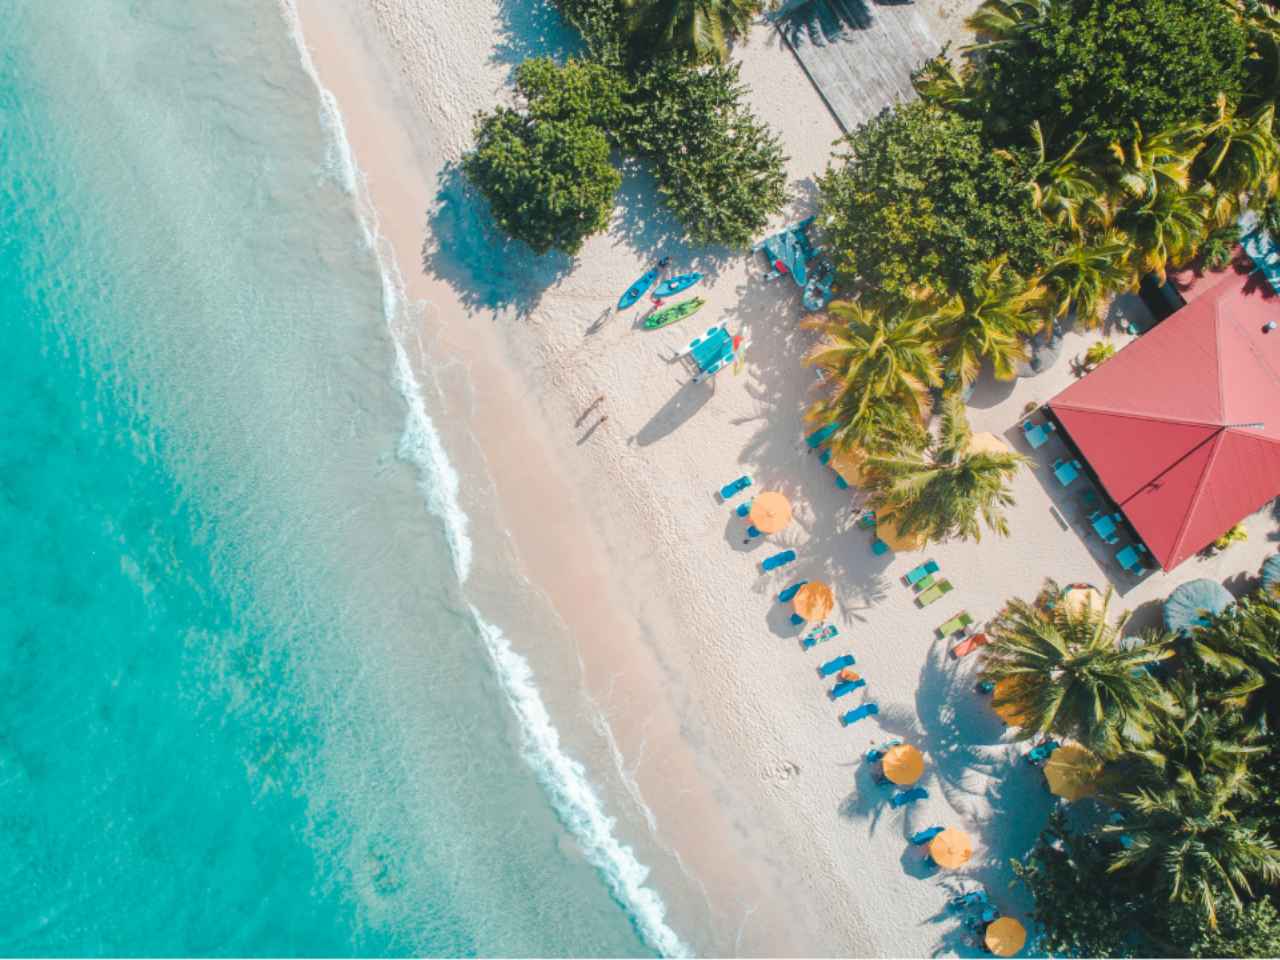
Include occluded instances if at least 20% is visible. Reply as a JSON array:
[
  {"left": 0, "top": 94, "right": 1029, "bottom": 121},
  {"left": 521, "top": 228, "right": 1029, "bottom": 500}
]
[{"left": 643, "top": 297, "right": 705, "bottom": 330}]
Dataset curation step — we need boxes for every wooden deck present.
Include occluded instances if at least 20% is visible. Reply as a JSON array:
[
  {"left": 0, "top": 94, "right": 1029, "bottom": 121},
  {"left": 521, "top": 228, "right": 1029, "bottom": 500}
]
[{"left": 775, "top": 0, "right": 960, "bottom": 134}]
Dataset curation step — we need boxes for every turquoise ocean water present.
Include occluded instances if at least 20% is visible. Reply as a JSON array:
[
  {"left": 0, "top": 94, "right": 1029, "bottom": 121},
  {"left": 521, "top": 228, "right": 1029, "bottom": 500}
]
[{"left": 0, "top": 1, "right": 684, "bottom": 955}]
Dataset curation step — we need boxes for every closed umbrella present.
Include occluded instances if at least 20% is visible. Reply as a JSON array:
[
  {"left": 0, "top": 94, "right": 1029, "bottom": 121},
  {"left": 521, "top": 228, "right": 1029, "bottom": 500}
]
[
  {"left": 928, "top": 828, "right": 973, "bottom": 869},
  {"left": 1163, "top": 578, "right": 1234, "bottom": 635},
  {"left": 1262, "top": 553, "right": 1280, "bottom": 591},
  {"left": 875, "top": 514, "right": 926, "bottom": 552},
  {"left": 749, "top": 492, "right": 793, "bottom": 534},
  {"left": 883, "top": 744, "right": 925, "bottom": 786},
  {"left": 1043, "top": 743, "right": 1101, "bottom": 801},
  {"left": 793, "top": 582, "right": 834, "bottom": 621},
  {"left": 985, "top": 917, "right": 1027, "bottom": 957}
]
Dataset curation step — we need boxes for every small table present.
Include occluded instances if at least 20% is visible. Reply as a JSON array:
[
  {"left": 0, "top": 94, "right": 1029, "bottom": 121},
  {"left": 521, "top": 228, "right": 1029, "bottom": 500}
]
[
  {"left": 1090, "top": 512, "right": 1118, "bottom": 542},
  {"left": 1053, "top": 459, "right": 1081, "bottom": 487},
  {"left": 1024, "top": 422, "right": 1052, "bottom": 449}
]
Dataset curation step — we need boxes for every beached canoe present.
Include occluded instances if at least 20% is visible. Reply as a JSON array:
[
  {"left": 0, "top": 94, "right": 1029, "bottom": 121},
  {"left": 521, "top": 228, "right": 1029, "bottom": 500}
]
[
  {"left": 617, "top": 267, "right": 660, "bottom": 309},
  {"left": 653, "top": 272, "right": 702, "bottom": 298},
  {"left": 643, "top": 297, "right": 705, "bottom": 330}
]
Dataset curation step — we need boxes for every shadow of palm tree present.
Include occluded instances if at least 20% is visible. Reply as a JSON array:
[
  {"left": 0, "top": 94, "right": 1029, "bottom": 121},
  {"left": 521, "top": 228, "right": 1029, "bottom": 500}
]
[
  {"left": 779, "top": 0, "right": 876, "bottom": 46},
  {"left": 490, "top": 0, "right": 583, "bottom": 78}
]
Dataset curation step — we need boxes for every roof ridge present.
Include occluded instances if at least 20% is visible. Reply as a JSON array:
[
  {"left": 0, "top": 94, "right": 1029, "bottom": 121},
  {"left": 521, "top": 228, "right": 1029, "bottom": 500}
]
[
  {"left": 1050, "top": 403, "right": 1225, "bottom": 430},
  {"left": 1213, "top": 308, "right": 1227, "bottom": 421},
  {"left": 1165, "top": 431, "right": 1225, "bottom": 565}
]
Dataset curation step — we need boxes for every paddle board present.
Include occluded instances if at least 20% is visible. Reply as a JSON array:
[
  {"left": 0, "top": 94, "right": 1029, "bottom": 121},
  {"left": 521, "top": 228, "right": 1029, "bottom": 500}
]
[
  {"left": 652, "top": 272, "right": 702, "bottom": 298},
  {"left": 618, "top": 267, "right": 659, "bottom": 309}
]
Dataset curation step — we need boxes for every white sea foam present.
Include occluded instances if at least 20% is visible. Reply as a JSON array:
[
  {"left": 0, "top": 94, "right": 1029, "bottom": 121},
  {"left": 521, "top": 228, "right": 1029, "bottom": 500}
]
[
  {"left": 282, "top": 6, "right": 690, "bottom": 955},
  {"left": 470, "top": 607, "right": 692, "bottom": 959}
]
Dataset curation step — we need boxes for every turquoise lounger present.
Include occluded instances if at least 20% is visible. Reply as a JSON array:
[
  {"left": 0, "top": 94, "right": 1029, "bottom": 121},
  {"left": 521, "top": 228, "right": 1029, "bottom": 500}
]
[
  {"left": 777, "top": 580, "right": 808, "bottom": 603},
  {"left": 871, "top": 537, "right": 889, "bottom": 555},
  {"left": 719, "top": 475, "right": 751, "bottom": 501},
  {"left": 818, "top": 654, "right": 854, "bottom": 678},
  {"left": 904, "top": 559, "right": 939, "bottom": 586},
  {"left": 840, "top": 703, "right": 879, "bottom": 726},
  {"left": 761, "top": 549, "right": 796, "bottom": 572},
  {"left": 830, "top": 678, "right": 866, "bottom": 699},
  {"left": 801, "top": 624, "right": 838, "bottom": 650},
  {"left": 916, "top": 580, "right": 954, "bottom": 607}
]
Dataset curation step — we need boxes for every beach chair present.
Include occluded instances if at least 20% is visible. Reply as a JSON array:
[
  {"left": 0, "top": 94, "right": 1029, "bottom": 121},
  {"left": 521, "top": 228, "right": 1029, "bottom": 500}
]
[
  {"left": 916, "top": 579, "right": 954, "bottom": 607},
  {"left": 1026, "top": 740, "right": 1060, "bottom": 766},
  {"left": 889, "top": 786, "right": 927, "bottom": 807},
  {"left": 871, "top": 537, "right": 889, "bottom": 555},
  {"left": 839, "top": 702, "right": 879, "bottom": 726},
  {"left": 913, "top": 573, "right": 937, "bottom": 592},
  {"left": 948, "top": 889, "right": 990, "bottom": 911},
  {"left": 761, "top": 549, "right": 796, "bottom": 572},
  {"left": 910, "top": 826, "right": 945, "bottom": 846},
  {"left": 903, "top": 559, "right": 939, "bottom": 587},
  {"left": 801, "top": 624, "right": 839, "bottom": 650},
  {"left": 937, "top": 611, "right": 973, "bottom": 638},
  {"left": 865, "top": 738, "right": 902, "bottom": 763},
  {"left": 817, "top": 654, "right": 854, "bottom": 678},
  {"left": 950, "top": 632, "right": 988, "bottom": 658},
  {"left": 736, "top": 500, "right": 752, "bottom": 518},
  {"left": 777, "top": 581, "right": 808, "bottom": 603},
  {"left": 829, "top": 677, "right": 866, "bottom": 699},
  {"left": 719, "top": 475, "right": 751, "bottom": 501},
  {"left": 805, "top": 422, "right": 839, "bottom": 449}
]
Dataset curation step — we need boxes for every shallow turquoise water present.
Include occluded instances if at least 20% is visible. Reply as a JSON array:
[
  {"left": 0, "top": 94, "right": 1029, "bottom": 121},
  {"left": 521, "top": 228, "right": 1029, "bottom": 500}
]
[{"left": 0, "top": 1, "right": 671, "bottom": 955}]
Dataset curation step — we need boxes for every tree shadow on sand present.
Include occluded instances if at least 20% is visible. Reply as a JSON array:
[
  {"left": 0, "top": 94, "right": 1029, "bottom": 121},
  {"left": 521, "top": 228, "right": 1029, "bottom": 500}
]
[
  {"left": 631, "top": 379, "right": 715, "bottom": 446},
  {"left": 490, "top": 0, "right": 582, "bottom": 79},
  {"left": 422, "top": 163, "right": 574, "bottom": 319}
]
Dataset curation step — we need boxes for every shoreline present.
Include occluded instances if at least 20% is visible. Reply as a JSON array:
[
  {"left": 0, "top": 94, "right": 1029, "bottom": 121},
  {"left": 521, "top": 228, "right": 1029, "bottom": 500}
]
[{"left": 289, "top": 1, "right": 834, "bottom": 953}]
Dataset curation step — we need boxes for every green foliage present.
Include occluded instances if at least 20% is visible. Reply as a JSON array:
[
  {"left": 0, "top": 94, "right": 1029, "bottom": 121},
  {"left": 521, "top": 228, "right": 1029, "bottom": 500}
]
[
  {"left": 1184, "top": 595, "right": 1280, "bottom": 732},
  {"left": 1080, "top": 338, "right": 1115, "bottom": 371},
  {"left": 973, "top": 0, "right": 1249, "bottom": 147},
  {"left": 463, "top": 59, "right": 624, "bottom": 256},
  {"left": 978, "top": 581, "right": 1171, "bottom": 755},
  {"left": 1200, "top": 225, "right": 1241, "bottom": 271},
  {"left": 625, "top": 61, "right": 787, "bottom": 247},
  {"left": 1209, "top": 522, "right": 1250, "bottom": 553},
  {"left": 802, "top": 299, "right": 940, "bottom": 454},
  {"left": 817, "top": 102, "right": 1050, "bottom": 301},
  {"left": 623, "top": 0, "right": 762, "bottom": 66},
  {"left": 1168, "top": 894, "right": 1280, "bottom": 958},
  {"left": 551, "top": 0, "right": 627, "bottom": 65},
  {"left": 862, "top": 396, "right": 1028, "bottom": 543}
]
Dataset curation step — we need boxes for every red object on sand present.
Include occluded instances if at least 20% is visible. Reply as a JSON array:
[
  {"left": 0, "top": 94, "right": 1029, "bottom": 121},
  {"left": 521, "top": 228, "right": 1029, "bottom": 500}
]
[
  {"left": 1048, "top": 260, "right": 1280, "bottom": 569},
  {"left": 951, "top": 633, "right": 988, "bottom": 659},
  {"left": 774, "top": 259, "right": 788, "bottom": 274}
]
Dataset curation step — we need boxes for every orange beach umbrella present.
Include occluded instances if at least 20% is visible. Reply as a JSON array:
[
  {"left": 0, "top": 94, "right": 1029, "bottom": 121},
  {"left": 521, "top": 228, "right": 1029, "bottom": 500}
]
[
  {"left": 985, "top": 917, "right": 1027, "bottom": 957},
  {"left": 991, "top": 678, "right": 1034, "bottom": 727},
  {"left": 1043, "top": 743, "right": 1101, "bottom": 801},
  {"left": 875, "top": 514, "right": 925, "bottom": 552},
  {"left": 829, "top": 448, "right": 867, "bottom": 487},
  {"left": 749, "top": 492, "right": 793, "bottom": 534},
  {"left": 882, "top": 743, "right": 925, "bottom": 786},
  {"left": 793, "top": 581, "right": 834, "bottom": 621},
  {"left": 929, "top": 828, "right": 974, "bottom": 870}
]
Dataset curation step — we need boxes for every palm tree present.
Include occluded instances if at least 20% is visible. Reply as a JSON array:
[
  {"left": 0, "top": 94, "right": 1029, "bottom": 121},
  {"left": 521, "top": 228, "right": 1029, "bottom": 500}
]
[
  {"left": 862, "top": 395, "right": 1028, "bottom": 543},
  {"left": 1185, "top": 597, "right": 1280, "bottom": 733},
  {"left": 1104, "top": 767, "right": 1280, "bottom": 928},
  {"left": 979, "top": 581, "right": 1171, "bottom": 755},
  {"left": 1198, "top": 98, "right": 1279, "bottom": 222},
  {"left": 924, "top": 258, "right": 1043, "bottom": 385},
  {"left": 624, "top": 0, "right": 761, "bottom": 64},
  {"left": 1117, "top": 183, "right": 1212, "bottom": 282},
  {"left": 1103, "top": 683, "right": 1263, "bottom": 794},
  {"left": 1037, "top": 236, "right": 1136, "bottom": 329},
  {"left": 911, "top": 56, "right": 976, "bottom": 113},
  {"left": 1105, "top": 123, "right": 1201, "bottom": 207},
  {"left": 963, "top": 0, "right": 1050, "bottom": 52},
  {"left": 802, "top": 298, "right": 940, "bottom": 454},
  {"left": 1025, "top": 122, "right": 1111, "bottom": 237}
]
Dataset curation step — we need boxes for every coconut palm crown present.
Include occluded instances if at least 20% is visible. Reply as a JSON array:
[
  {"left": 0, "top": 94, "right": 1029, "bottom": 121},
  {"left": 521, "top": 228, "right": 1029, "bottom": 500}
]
[{"left": 624, "top": 0, "right": 761, "bottom": 64}]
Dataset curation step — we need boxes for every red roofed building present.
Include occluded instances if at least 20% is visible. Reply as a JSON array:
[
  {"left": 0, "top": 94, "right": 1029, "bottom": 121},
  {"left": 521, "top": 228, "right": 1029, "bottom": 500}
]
[{"left": 1048, "top": 259, "right": 1280, "bottom": 570}]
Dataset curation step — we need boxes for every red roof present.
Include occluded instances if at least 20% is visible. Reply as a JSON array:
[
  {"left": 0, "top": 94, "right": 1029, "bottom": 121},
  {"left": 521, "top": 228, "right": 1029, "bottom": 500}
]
[{"left": 1049, "top": 261, "right": 1280, "bottom": 569}]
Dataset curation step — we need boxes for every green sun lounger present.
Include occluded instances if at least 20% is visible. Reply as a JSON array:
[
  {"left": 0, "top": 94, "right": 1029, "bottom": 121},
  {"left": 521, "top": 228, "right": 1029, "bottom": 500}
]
[
  {"left": 916, "top": 580, "right": 954, "bottom": 607},
  {"left": 936, "top": 611, "right": 973, "bottom": 638}
]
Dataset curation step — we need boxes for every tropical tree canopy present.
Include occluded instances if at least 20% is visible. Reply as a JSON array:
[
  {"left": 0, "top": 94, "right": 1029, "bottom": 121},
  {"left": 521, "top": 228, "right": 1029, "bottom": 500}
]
[
  {"left": 816, "top": 102, "right": 1050, "bottom": 300},
  {"left": 623, "top": 0, "right": 762, "bottom": 65},
  {"left": 979, "top": 581, "right": 1171, "bottom": 755},
  {"left": 971, "top": 0, "right": 1249, "bottom": 147},
  {"left": 1184, "top": 596, "right": 1280, "bottom": 733},
  {"left": 862, "top": 396, "right": 1027, "bottom": 543}
]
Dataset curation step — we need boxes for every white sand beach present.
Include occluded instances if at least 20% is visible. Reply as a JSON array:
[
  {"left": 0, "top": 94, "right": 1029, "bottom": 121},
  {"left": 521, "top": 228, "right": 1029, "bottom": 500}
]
[{"left": 292, "top": 1, "right": 1280, "bottom": 954}]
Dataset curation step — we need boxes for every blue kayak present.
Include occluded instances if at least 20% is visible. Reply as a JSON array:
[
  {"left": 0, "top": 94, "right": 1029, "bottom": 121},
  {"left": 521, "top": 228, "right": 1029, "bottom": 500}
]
[
  {"left": 618, "top": 267, "right": 660, "bottom": 309},
  {"left": 653, "top": 272, "right": 702, "bottom": 298}
]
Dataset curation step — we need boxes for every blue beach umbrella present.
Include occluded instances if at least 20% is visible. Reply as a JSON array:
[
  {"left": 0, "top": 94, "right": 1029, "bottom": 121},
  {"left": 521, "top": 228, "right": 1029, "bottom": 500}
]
[
  {"left": 1163, "top": 579, "right": 1234, "bottom": 635},
  {"left": 1261, "top": 553, "right": 1280, "bottom": 591}
]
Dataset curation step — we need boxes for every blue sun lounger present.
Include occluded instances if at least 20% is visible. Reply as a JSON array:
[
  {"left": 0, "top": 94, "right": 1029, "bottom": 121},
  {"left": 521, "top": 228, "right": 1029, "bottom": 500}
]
[
  {"left": 817, "top": 654, "right": 854, "bottom": 677},
  {"left": 903, "top": 559, "right": 939, "bottom": 587},
  {"left": 871, "top": 538, "right": 889, "bottom": 555},
  {"left": 761, "top": 549, "right": 796, "bottom": 572},
  {"left": 865, "top": 738, "right": 902, "bottom": 762},
  {"left": 910, "top": 826, "right": 945, "bottom": 845},
  {"left": 736, "top": 500, "right": 752, "bottom": 518},
  {"left": 805, "top": 423, "right": 839, "bottom": 449},
  {"left": 830, "top": 677, "right": 866, "bottom": 699},
  {"left": 778, "top": 581, "right": 808, "bottom": 603},
  {"left": 890, "top": 786, "right": 928, "bottom": 808},
  {"left": 840, "top": 703, "right": 879, "bottom": 726},
  {"left": 1027, "top": 740, "right": 1060, "bottom": 765},
  {"left": 719, "top": 475, "right": 751, "bottom": 501},
  {"left": 801, "top": 624, "right": 839, "bottom": 649}
]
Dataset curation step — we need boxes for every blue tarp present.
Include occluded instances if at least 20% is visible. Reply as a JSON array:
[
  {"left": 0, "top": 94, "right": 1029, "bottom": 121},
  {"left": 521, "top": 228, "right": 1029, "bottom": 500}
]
[{"left": 1163, "top": 578, "right": 1234, "bottom": 635}]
